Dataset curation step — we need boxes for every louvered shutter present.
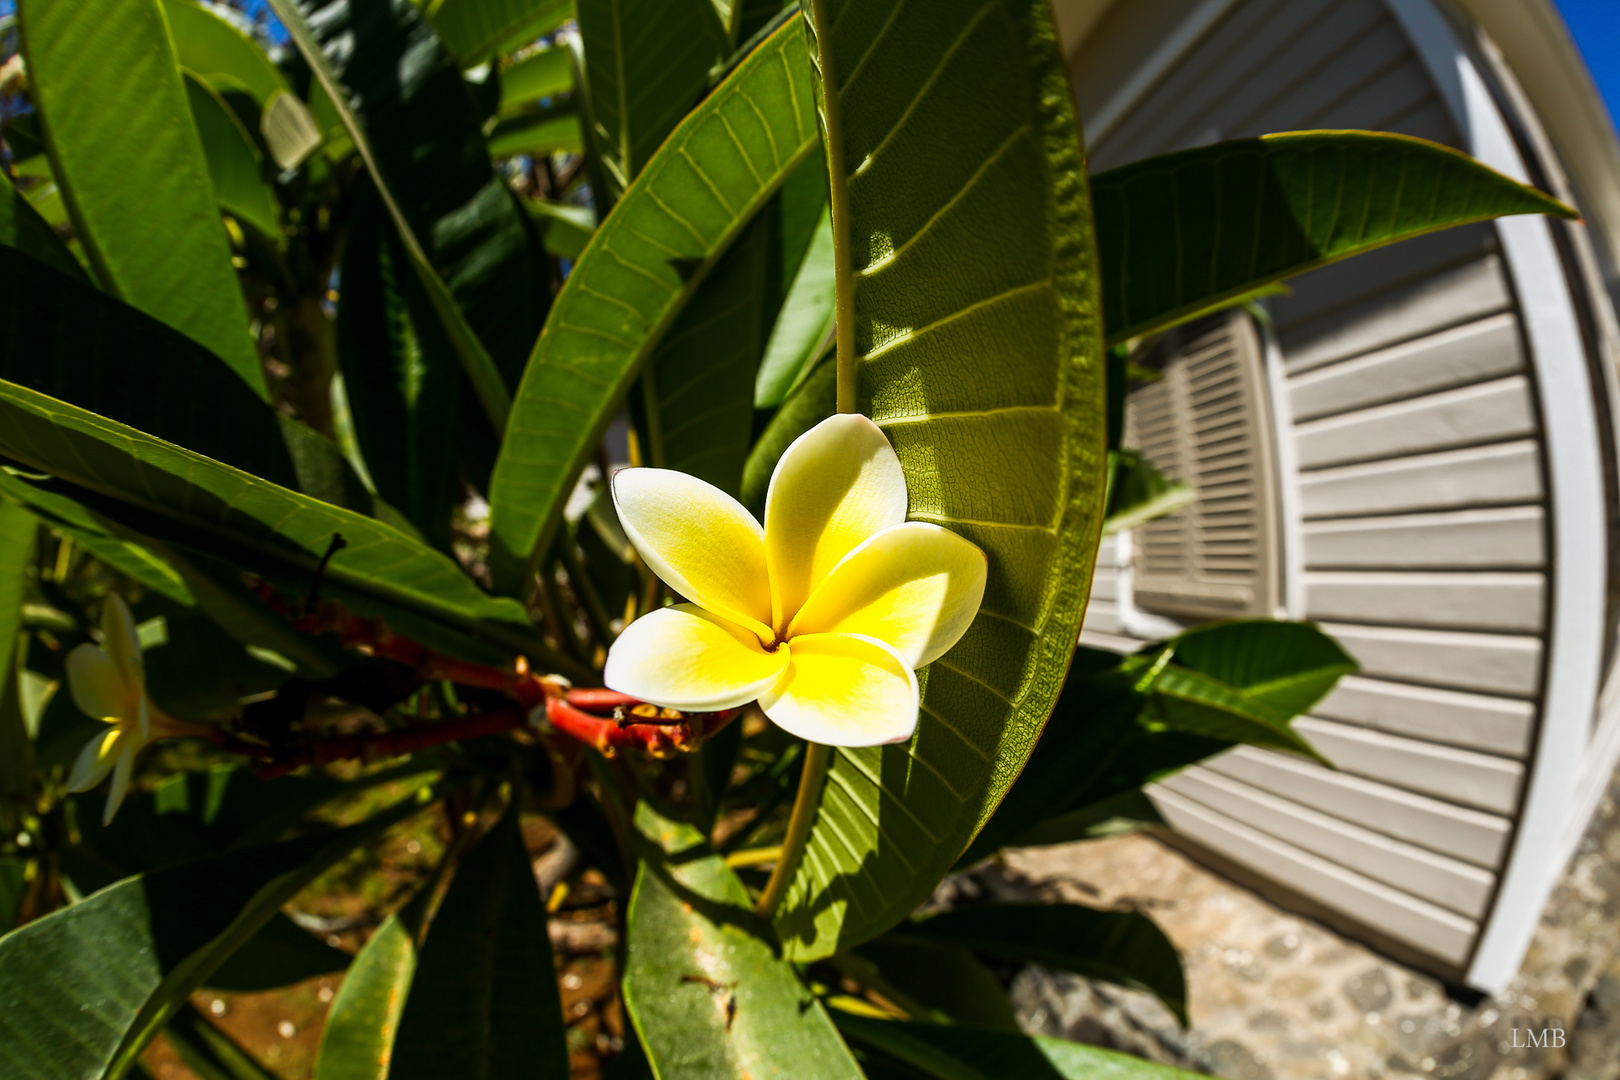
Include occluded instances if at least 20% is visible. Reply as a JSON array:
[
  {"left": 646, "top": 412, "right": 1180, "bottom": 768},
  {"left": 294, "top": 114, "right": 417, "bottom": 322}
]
[{"left": 1125, "top": 310, "right": 1282, "bottom": 619}]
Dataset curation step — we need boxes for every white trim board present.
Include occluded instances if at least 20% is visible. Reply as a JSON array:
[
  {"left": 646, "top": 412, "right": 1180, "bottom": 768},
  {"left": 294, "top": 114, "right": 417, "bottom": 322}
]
[{"left": 1383, "top": 0, "right": 1609, "bottom": 993}]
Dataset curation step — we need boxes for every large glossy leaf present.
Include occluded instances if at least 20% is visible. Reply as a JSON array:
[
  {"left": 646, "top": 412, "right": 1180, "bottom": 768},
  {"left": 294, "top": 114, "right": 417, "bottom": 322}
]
[
  {"left": 0, "top": 788, "right": 438, "bottom": 1080},
  {"left": 1093, "top": 132, "right": 1576, "bottom": 344},
  {"left": 739, "top": 348, "right": 834, "bottom": 514},
  {"left": 575, "top": 0, "right": 730, "bottom": 205},
  {"left": 0, "top": 502, "right": 34, "bottom": 817},
  {"left": 0, "top": 171, "right": 87, "bottom": 283},
  {"left": 622, "top": 802, "right": 863, "bottom": 1080},
  {"left": 0, "top": 378, "right": 551, "bottom": 665},
  {"left": 754, "top": 205, "right": 834, "bottom": 407},
  {"left": 888, "top": 903, "right": 1186, "bottom": 1024},
  {"left": 835, "top": 1015, "right": 1203, "bottom": 1080},
  {"left": 851, "top": 939, "right": 1020, "bottom": 1031},
  {"left": 313, "top": 903, "right": 423, "bottom": 1080},
  {"left": 271, "top": 0, "right": 547, "bottom": 435},
  {"left": 17, "top": 0, "right": 265, "bottom": 396},
  {"left": 487, "top": 22, "right": 820, "bottom": 589},
  {"left": 427, "top": 0, "right": 571, "bottom": 66},
  {"left": 391, "top": 806, "right": 568, "bottom": 1079},
  {"left": 771, "top": 0, "right": 1106, "bottom": 961},
  {"left": 499, "top": 44, "right": 573, "bottom": 113},
  {"left": 163, "top": 0, "right": 290, "bottom": 106},
  {"left": 183, "top": 74, "right": 280, "bottom": 243},
  {"left": 336, "top": 191, "right": 461, "bottom": 544}
]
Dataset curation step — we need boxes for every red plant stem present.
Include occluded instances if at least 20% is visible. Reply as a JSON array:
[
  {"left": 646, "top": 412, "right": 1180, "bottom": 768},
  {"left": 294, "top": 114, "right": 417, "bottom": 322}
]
[{"left": 237, "top": 707, "right": 531, "bottom": 779}]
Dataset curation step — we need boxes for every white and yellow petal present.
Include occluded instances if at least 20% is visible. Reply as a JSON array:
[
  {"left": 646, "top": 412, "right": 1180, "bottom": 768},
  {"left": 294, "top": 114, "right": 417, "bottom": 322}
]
[
  {"left": 66, "top": 643, "right": 124, "bottom": 722},
  {"left": 758, "top": 633, "right": 918, "bottom": 747},
  {"left": 67, "top": 725, "right": 126, "bottom": 793},
  {"left": 100, "top": 594, "right": 144, "bottom": 696},
  {"left": 104, "top": 735, "right": 140, "bottom": 826},
  {"left": 612, "top": 468, "right": 773, "bottom": 638},
  {"left": 604, "top": 604, "right": 789, "bottom": 712},
  {"left": 764, "top": 414, "right": 907, "bottom": 632},
  {"left": 789, "top": 522, "right": 987, "bottom": 669}
]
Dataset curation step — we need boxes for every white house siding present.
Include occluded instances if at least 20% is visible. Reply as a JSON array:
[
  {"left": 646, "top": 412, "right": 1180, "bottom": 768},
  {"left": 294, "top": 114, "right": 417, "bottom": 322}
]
[{"left": 1069, "top": 0, "right": 1557, "bottom": 975}]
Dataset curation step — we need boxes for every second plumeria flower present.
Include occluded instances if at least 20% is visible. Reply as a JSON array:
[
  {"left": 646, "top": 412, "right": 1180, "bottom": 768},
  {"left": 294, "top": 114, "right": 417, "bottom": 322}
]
[
  {"left": 65, "top": 594, "right": 182, "bottom": 824},
  {"left": 604, "top": 414, "right": 987, "bottom": 747}
]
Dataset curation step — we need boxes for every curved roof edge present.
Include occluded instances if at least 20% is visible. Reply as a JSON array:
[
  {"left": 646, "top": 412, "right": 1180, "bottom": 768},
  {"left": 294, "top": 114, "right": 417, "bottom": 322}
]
[{"left": 1420, "top": 0, "right": 1620, "bottom": 282}]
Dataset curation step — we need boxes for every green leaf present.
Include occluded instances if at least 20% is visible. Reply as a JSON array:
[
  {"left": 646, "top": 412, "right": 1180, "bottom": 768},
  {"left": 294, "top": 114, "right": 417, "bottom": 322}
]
[
  {"left": 954, "top": 656, "right": 1215, "bottom": 866},
  {"left": 623, "top": 802, "right": 864, "bottom": 1080},
  {"left": 0, "top": 248, "right": 373, "bottom": 515},
  {"left": 0, "top": 502, "right": 35, "bottom": 816},
  {"left": 487, "top": 22, "right": 820, "bottom": 589},
  {"left": 0, "top": 377, "right": 556, "bottom": 667},
  {"left": 1093, "top": 132, "right": 1577, "bottom": 345},
  {"left": 850, "top": 939, "right": 1021, "bottom": 1031},
  {"left": 269, "top": 0, "right": 546, "bottom": 437},
  {"left": 0, "top": 787, "right": 439, "bottom": 1080},
  {"left": 336, "top": 190, "right": 461, "bottom": 544},
  {"left": 18, "top": 0, "right": 266, "bottom": 396},
  {"left": 889, "top": 902, "right": 1186, "bottom": 1024},
  {"left": 486, "top": 109, "right": 583, "bottom": 159},
  {"left": 1165, "top": 619, "right": 1357, "bottom": 718},
  {"left": 771, "top": 0, "right": 1106, "bottom": 961},
  {"left": 754, "top": 205, "right": 835, "bottom": 407},
  {"left": 499, "top": 44, "right": 573, "bottom": 113},
  {"left": 162, "top": 0, "right": 291, "bottom": 107},
  {"left": 575, "top": 0, "right": 730, "bottom": 204},
  {"left": 313, "top": 902, "right": 423, "bottom": 1080},
  {"left": 739, "top": 347, "right": 834, "bottom": 515},
  {"left": 0, "top": 170, "right": 88, "bottom": 283},
  {"left": 426, "top": 0, "right": 571, "bottom": 66},
  {"left": 183, "top": 73, "right": 281, "bottom": 243},
  {"left": 834, "top": 1015, "right": 1205, "bottom": 1080},
  {"left": 527, "top": 199, "right": 596, "bottom": 260},
  {"left": 390, "top": 805, "right": 568, "bottom": 1079},
  {"left": 1146, "top": 664, "right": 1326, "bottom": 762},
  {"left": 643, "top": 214, "right": 770, "bottom": 496},
  {"left": 1103, "top": 448, "right": 1194, "bottom": 535}
]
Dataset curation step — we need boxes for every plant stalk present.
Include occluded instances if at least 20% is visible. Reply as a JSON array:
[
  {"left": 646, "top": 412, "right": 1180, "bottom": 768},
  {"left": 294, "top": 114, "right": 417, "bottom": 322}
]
[
  {"left": 806, "top": 0, "right": 856, "bottom": 415},
  {"left": 753, "top": 740, "right": 832, "bottom": 918}
]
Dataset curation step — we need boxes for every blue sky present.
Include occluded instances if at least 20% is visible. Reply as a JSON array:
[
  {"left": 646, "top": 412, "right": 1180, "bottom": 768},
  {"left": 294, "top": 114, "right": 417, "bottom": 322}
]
[{"left": 1555, "top": 0, "right": 1619, "bottom": 126}]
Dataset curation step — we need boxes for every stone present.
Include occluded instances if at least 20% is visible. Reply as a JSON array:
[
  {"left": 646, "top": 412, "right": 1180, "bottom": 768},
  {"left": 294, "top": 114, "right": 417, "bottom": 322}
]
[
  {"left": 1344, "top": 968, "right": 1395, "bottom": 1014},
  {"left": 1272, "top": 973, "right": 1320, "bottom": 999},
  {"left": 1200, "top": 1039, "right": 1276, "bottom": 1080},
  {"left": 1263, "top": 933, "right": 1302, "bottom": 960}
]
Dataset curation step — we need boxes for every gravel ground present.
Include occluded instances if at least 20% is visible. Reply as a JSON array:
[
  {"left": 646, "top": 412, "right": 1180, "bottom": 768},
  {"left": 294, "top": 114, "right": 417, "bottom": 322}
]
[{"left": 964, "top": 761, "right": 1620, "bottom": 1079}]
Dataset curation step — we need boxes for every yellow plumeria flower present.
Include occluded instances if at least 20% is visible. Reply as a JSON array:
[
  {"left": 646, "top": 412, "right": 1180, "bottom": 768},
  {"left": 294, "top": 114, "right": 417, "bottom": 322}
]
[
  {"left": 65, "top": 594, "right": 164, "bottom": 825},
  {"left": 604, "top": 414, "right": 987, "bottom": 747}
]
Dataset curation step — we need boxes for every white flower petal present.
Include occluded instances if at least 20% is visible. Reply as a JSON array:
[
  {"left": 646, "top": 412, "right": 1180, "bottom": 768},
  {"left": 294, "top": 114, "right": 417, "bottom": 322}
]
[
  {"left": 101, "top": 593, "right": 144, "bottom": 694},
  {"left": 789, "top": 522, "right": 987, "bottom": 668},
  {"left": 66, "top": 643, "right": 124, "bottom": 721},
  {"left": 104, "top": 736, "right": 138, "bottom": 826},
  {"left": 759, "top": 633, "right": 918, "bottom": 747},
  {"left": 604, "top": 604, "right": 789, "bottom": 712},
  {"left": 612, "top": 468, "right": 773, "bottom": 638},
  {"left": 67, "top": 726, "right": 123, "bottom": 793},
  {"left": 764, "top": 415, "right": 908, "bottom": 634}
]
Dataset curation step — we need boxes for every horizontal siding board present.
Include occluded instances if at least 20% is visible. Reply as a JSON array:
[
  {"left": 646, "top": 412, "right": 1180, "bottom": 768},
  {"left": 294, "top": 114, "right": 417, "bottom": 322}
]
[
  {"left": 1090, "top": 567, "right": 1120, "bottom": 603},
  {"left": 1158, "top": 769, "right": 1496, "bottom": 916},
  {"left": 1314, "top": 674, "right": 1536, "bottom": 757},
  {"left": 1303, "top": 506, "right": 1545, "bottom": 569},
  {"left": 1295, "top": 717, "right": 1525, "bottom": 813},
  {"left": 1246, "top": 23, "right": 1425, "bottom": 134},
  {"left": 1271, "top": 226, "right": 1492, "bottom": 334},
  {"left": 1288, "top": 313, "right": 1523, "bottom": 422},
  {"left": 1318, "top": 621, "right": 1542, "bottom": 697},
  {"left": 1077, "top": 629, "right": 1149, "bottom": 654},
  {"left": 1293, "top": 376, "right": 1537, "bottom": 469},
  {"left": 1304, "top": 570, "right": 1545, "bottom": 633},
  {"left": 1282, "top": 257, "right": 1512, "bottom": 374},
  {"left": 1206, "top": 747, "right": 1513, "bottom": 867},
  {"left": 1150, "top": 786, "right": 1479, "bottom": 965},
  {"left": 1298, "top": 441, "right": 1542, "bottom": 519},
  {"left": 1081, "top": 599, "right": 1125, "bottom": 636}
]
